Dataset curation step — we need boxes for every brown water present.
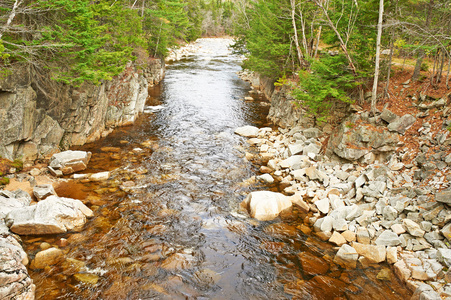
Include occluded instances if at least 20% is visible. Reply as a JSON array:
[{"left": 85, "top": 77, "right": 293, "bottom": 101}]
[{"left": 23, "top": 38, "right": 411, "bottom": 299}]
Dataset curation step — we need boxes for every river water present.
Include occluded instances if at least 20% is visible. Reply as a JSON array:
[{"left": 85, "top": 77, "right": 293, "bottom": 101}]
[{"left": 24, "top": 38, "right": 411, "bottom": 299}]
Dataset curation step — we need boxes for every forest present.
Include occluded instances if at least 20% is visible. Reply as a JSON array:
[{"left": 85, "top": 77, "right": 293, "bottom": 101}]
[
  {"left": 0, "top": 0, "right": 234, "bottom": 85},
  {"left": 1, "top": 0, "right": 451, "bottom": 118}
]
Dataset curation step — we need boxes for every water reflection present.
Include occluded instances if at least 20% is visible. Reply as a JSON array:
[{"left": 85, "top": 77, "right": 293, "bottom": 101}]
[{"left": 24, "top": 38, "right": 410, "bottom": 299}]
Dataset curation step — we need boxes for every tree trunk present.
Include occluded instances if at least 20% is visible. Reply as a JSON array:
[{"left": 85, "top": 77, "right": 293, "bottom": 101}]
[
  {"left": 299, "top": 8, "right": 309, "bottom": 59},
  {"left": 314, "top": 25, "right": 322, "bottom": 59},
  {"left": 371, "top": 0, "right": 384, "bottom": 115},
  {"left": 384, "top": 31, "right": 395, "bottom": 99},
  {"left": 437, "top": 50, "right": 445, "bottom": 83},
  {"left": 412, "top": 51, "right": 424, "bottom": 81},
  {"left": 290, "top": 0, "right": 304, "bottom": 67},
  {"left": 412, "top": 0, "right": 434, "bottom": 81},
  {"left": 446, "top": 54, "right": 451, "bottom": 89},
  {"left": 431, "top": 51, "right": 438, "bottom": 86},
  {"left": 0, "top": 0, "right": 23, "bottom": 40}
]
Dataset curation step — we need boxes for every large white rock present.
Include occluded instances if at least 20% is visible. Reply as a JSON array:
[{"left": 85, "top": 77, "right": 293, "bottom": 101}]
[
  {"left": 6, "top": 196, "right": 93, "bottom": 235},
  {"left": 0, "top": 190, "right": 32, "bottom": 216},
  {"left": 240, "top": 191, "right": 292, "bottom": 221},
  {"left": 49, "top": 150, "right": 92, "bottom": 175},
  {"left": 234, "top": 126, "right": 259, "bottom": 138}
]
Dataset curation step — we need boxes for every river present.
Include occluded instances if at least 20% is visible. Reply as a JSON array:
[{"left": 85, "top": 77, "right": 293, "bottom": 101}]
[{"left": 24, "top": 38, "right": 410, "bottom": 299}]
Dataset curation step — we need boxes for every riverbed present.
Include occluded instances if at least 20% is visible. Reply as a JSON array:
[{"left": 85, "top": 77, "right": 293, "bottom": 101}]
[{"left": 23, "top": 38, "right": 410, "bottom": 299}]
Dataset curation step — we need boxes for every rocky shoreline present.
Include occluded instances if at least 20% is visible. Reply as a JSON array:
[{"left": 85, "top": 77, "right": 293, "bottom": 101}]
[{"left": 235, "top": 107, "right": 451, "bottom": 299}]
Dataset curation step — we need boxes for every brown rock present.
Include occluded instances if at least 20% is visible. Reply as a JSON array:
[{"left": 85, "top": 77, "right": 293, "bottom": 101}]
[
  {"left": 298, "top": 252, "right": 330, "bottom": 276},
  {"left": 30, "top": 248, "right": 64, "bottom": 270}
]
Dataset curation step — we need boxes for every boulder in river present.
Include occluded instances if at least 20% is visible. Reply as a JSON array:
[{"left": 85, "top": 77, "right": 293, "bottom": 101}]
[
  {"left": 240, "top": 191, "right": 292, "bottom": 221},
  {"left": 5, "top": 195, "right": 93, "bottom": 235},
  {"left": 49, "top": 150, "right": 91, "bottom": 175},
  {"left": 234, "top": 126, "right": 259, "bottom": 138},
  {"left": 30, "top": 247, "right": 64, "bottom": 270}
]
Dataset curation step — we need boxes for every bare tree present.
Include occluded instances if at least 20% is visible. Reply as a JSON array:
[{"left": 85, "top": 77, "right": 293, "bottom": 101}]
[
  {"left": 291, "top": 0, "right": 304, "bottom": 66},
  {"left": 371, "top": 0, "right": 384, "bottom": 115},
  {"left": 313, "top": 0, "right": 357, "bottom": 76},
  {"left": 0, "top": 0, "right": 23, "bottom": 40}
]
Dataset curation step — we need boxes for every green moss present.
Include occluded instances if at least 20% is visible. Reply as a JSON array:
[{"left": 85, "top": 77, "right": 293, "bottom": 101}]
[
  {"left": 0, "top": 177, "right": 9, "bottom": 185},
  {"left": 11, "top": 159, "right": 23, "bottom": 171}
]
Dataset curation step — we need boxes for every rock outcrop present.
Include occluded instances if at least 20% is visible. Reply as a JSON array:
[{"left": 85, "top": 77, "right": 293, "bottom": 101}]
[
  {"left": 0, "top": 59, "right": 164, "bottom": 161},
  {"left": 0, "top": 236, "right": 34, "bottom": 300}
]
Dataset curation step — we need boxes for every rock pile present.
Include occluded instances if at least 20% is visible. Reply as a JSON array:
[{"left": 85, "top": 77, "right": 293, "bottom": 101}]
[{"left": 236, "top": 122, "right": 451, "bottom": 298}]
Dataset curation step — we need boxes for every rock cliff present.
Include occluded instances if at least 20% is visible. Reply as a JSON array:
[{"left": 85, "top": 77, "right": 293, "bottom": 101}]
[{"left": 0, "top": 59, "right": 164, "bottom": 161}]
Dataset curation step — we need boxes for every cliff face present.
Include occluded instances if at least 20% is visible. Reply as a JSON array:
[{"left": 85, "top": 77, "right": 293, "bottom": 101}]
[{"left": 0, "top": 59, "right": 164, "bottom": 161}]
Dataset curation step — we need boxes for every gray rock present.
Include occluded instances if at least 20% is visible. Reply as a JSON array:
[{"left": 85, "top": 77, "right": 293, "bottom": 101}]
[
  {"left": 441, "top": 223, "right": 451, "bottom": 241},
  {"left": 315, "top": 198, "right": 330, "bottom": 214},
  {"left": 303, "top": 143, "right": 321, "bottom": 157},
  {"left": 335, "top": 170, "right": 349, "bottom": 181},
  {"left": 305, "top": 166, "right": 326, "bottom": 182},
  {"left": 49, "top": 150, "right": 91, "bottom": 175},
  {"left": 303, "top": 128, "right": 321, "bottom": 139},
  {"left": 333, "top": 218, "right": 348, "bottom": 232},
  {"left": 357, "top": 227, "right": 371, "bottom": 244},
  {"left": 435, "top": 190, "right": 451, "bottom": 205},
  {"left": 6, "top": 195, "right": 93, "bottom": 235},
  {"left": 387, "top": 114, "right": 416, "bottom": 134},
  {"left": 354, "top": 175, "right": 367, "bottom": 188},
  {"left": 383, "top": 206, "right": 398, "bottom": 221},
  {"left": 420, "top": 221, "right": 432, "bottom": 232},
  {"left": 346, "top": 204, "right": 362, "bottom": 221},
  {"left": 0, "top": 190, "right": 32, "bottom": 216},
  {"left": 327, "top": 116, "right": 399, "bottom": 161},
  {"left": 279, "top": 155, "right": 309, "bottom": 170},
  {"left": 240, "top": 191, "right": 292, "bottom": 221},
  {"left": 380, "top": 108, "right": 399, "bottom": 124},
  {"left": 411, "top": 283, "right": 441, "bottom": 300},
  {"left": 33, "top": 184, "right": 57, "bottom": 201},
  {"left": 334, "top": 244, "right": 359, "bottom": 269},
  {"left": 288, "top": 143, "right": 304, "bottom": 156},
  {"left": 403, "top": 219, "right": 425, "bottom": 237},
  {"left": 437, "top": 248, "right": 451, "bottom": 267},
  {"left": 375, "top": 230, "right": 401, "bottom": 246}
]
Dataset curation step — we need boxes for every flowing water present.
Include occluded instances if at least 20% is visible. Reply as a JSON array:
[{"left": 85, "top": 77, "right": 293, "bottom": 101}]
[{"left": 24, "top": 38, "right": 411, "bottom": 299}]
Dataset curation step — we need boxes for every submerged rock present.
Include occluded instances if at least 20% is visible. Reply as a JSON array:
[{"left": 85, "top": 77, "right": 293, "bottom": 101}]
[
  {"left": 240, "top": 191, "right": 292, "bottom": 221},
  {"left": 30, "top": 247, "right": 64, "bottom": 270},
  {"left": 6, "top": 195, "right": 93, "bottom": 235}
]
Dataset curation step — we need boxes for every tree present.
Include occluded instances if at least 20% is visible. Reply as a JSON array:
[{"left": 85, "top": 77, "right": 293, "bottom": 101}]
[{"left": 371, "top": 0, "right": 384, "bottom": 114}]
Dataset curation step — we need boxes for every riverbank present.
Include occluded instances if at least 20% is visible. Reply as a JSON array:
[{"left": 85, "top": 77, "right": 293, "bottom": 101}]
[{"left": 237, "top": 67, "right": 451, "bottom": 298}]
